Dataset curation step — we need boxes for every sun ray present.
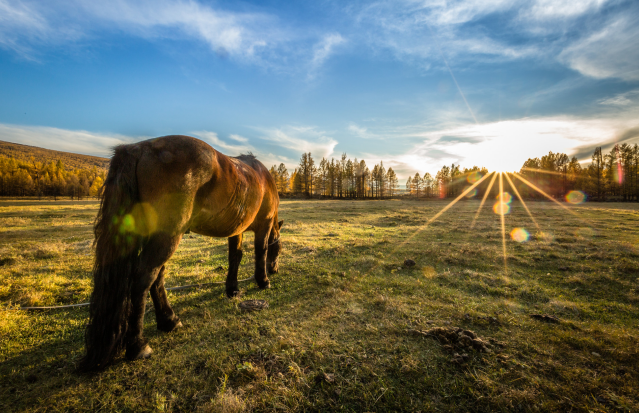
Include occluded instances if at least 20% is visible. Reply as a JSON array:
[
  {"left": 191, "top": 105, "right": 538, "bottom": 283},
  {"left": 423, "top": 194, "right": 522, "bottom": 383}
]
[
  {"left": 386, "top": 171, "right": 493, "bottom": 253},
  {"left": 504, "top": 172, "right": 541, "bottom": 233},
  {"left": 521, "top": 167, "right": 564, "bottom": 177},
  {"left": 357, "top": 171, "right": 493, "bottom": 279},
  {"left": 424, "top": 172, "right": 492, "bottom": 227},
  {"left": 512, "top": 172, "right": 580, "bottom": 217},
  {"left": 498, "top": 172, "right": 507, "bottom": 272},
  {"left": 470, "top": 171, "right": 497, "bottom": 229},
  {"left": 521, "top": 167, "right": 599, "bottom": 183}
]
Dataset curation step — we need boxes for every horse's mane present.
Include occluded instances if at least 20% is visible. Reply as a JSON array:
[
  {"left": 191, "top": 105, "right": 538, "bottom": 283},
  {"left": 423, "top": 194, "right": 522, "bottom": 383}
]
[
  {"left": 236, "top": 152, "right": 256, "bottom": 160},
  {"left": 235, "top": 152, "right": 259, "bottom": 167}
]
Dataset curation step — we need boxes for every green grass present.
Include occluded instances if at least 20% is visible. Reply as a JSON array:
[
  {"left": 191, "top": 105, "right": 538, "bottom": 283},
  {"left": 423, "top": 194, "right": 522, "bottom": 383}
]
[{"left": 1, "top": 198, "right": 638, "bottom": 412}]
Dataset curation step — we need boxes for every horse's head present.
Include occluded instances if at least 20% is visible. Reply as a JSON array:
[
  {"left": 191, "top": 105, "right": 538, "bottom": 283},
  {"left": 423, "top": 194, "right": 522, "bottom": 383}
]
[{"left": 267, "top": 219, "right": 284, "bottom": 274}]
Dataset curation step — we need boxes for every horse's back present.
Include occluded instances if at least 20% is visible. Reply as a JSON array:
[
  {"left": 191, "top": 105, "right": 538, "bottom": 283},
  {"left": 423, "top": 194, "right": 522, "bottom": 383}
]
[{"left": 115, "top": 134, "right": 277, "bottom": 238}]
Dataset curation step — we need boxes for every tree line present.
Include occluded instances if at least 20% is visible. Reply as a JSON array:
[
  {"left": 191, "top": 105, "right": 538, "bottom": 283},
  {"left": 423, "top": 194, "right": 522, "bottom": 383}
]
[
  {"left": 0, "top": 155, "right": 105, "bottom": 199},
  {"left": 269, "top": 153, "right": 400, "bottom": 199},
  {"left": 270, "top": 143, "right": 639, "bottom": 202},
  {"left": 1, "top": 142, "right": 637, "bottom": 202},
  {"left": 518, "top": 144, "right": 639, "bottom": 201}
]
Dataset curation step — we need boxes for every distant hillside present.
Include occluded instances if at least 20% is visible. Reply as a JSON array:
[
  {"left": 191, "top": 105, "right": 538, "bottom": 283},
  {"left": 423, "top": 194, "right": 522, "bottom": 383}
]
[{"left": 0, "top": 140, "right": 110, "bottom": 171}]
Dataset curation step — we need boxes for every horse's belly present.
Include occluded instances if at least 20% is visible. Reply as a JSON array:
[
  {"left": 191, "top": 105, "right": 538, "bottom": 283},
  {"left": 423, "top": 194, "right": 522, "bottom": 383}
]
[{"left": 189, "top": 209, "right": 256, "bottom": 238}]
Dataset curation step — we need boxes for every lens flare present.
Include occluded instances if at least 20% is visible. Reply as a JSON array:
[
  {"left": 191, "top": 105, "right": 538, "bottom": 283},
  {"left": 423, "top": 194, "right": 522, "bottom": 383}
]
[
  {"left": 497, "top": 192, "right": 512, "bottom": 204},
  {"left": 565, "top": 190, "right": 586, "bottom": 205},
  {"left": 464, "top": 186, "right": 477, "bottom": 198},
  {"left": 493, "top": 201, "right": 510, "bottom": 215},
  {"left": 467, "top": 171, "right": 482, "bottom": 184},
  {"left": 510, "top": 228, "right": 529, "bottom": 242},
  {"left": 120, "top": 214, "right": 135, "bottom": 233}
]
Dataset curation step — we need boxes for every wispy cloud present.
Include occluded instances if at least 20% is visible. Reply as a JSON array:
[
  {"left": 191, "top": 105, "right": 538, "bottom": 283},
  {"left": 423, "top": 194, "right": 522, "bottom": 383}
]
[
  {"left": 307, "top": 33, "right": 345, "bottom": 80},
  {"left": 192, "top": 130, "right": 294, "bottom": 168},
  {"left": 570, "top": 126, "right": 639, "bottom": 160},
  {"left": 0, "top": 123, "right": 134, "bottom": 156},
  {"left": 560, "top": 13, "right": 639, "bottom": 81},
  {"left": 0, "top": 0, "right": 79, "bottom": 60},
  {"left": 0, "top": 0, "right": 309, "bottom": 69},
  {"left": 255, "top": 125, "right": 338, "bottom": 159},
  {"left": 75, "top": 0, "right": 280, "bottom": 62},
  {"left": 228, "top": 134, "right": 249, "bottom": 143},
  {"left": 192, "top": 131, "right": 254, "bottom": 155},
  {"left": 522, "top": 0, "right": 610, "bottom": 21},
  {"left": 350, "top": 0, "right": 625, "bottom": 78},
  {"left": 599, "top": 90, "right": 639, "bottom": 106},
  {"left": 348, "top": 123, "right": 386, "bottom": 140}
]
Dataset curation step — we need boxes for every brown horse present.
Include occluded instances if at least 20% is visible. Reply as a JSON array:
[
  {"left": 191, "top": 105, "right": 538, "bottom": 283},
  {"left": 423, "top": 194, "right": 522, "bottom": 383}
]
[{"left": 78, "top": 135, "right": 283, "bottom": 372}]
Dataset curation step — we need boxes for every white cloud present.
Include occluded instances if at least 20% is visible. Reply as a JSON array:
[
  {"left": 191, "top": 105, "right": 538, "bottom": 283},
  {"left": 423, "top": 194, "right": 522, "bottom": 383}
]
[
  {"left": 0, "top": 123, "right": 137, "bottom": 156},
  {"left": 192, "top": 130, "right": 296, "bottom": 169},
  {"left": 525, "top": 0, "right": 609, "bottom": 20},
  {"left": 0, "top": 1, "right": 67, "bottom": 59},
  {"left": 307, "top": 33, "right": 345, "bottom": 80},
  {"left": 351, "top": 0, "right": 626, "bottom": 77},
  {"left": 256, "top": 125, "right": 338, "bottom": 159},
  {"left": 354, "top": 0, "right": 530, "bottom": 63},
  {"left": 399, "top": 115, "right": 638, "bottom": 175},
  {"left": 75, "top": 0, "right": 278, "bottom": 61},
  {"left": 599, "top": 90, "right": 639, "bottom": 106},
  {"left": 228, "top": 134, "right": 249, "bottom": 142},
  {"left": 192, "top": 131, "right": 254, "bottom": 155},
  {"left": 0, "top": 0, "right": 290, "bottom": 64},
  {"left": 560, "top": 14, "right": 639, "bottom": 81},
  {"left": 348, "top": 123, "right": 381, "bottom": 140}
]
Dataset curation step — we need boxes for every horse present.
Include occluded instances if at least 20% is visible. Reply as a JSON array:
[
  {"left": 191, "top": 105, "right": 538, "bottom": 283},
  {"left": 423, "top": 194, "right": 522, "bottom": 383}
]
[{"left": 78, "top": 135, "right": 283, "bottom": 372}]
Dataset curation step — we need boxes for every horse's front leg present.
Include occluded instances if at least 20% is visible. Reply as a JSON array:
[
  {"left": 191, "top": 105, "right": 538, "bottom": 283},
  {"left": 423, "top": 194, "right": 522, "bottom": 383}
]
[
  {"left": 226, "top": 234, "right": 243, "bottom": 298},
  {"left": 254, "top": 225, "right": 271, "bottom": 289}
]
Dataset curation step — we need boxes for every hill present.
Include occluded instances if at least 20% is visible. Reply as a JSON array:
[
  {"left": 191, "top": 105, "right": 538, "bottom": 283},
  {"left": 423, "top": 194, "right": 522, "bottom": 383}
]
[{"left": 0, "top": 140, "right": 110, "bottom": 171}]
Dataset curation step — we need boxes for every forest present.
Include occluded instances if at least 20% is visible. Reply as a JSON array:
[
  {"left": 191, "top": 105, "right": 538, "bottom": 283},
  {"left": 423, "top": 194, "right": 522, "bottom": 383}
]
[
  {"left": 0, "top": 155, "right": 105, "bottom": 199},
  {"left": 0, "top": 142, "right": 637, "bottom": 202},
  {"left": 270, "top": 143, "right": 639, "bottom": 202}
]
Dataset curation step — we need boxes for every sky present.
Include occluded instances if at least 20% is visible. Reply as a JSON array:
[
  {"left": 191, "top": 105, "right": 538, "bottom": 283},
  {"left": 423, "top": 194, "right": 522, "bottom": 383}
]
[{"left": 1, "top": 0, "right": 638, "bottom": 179}]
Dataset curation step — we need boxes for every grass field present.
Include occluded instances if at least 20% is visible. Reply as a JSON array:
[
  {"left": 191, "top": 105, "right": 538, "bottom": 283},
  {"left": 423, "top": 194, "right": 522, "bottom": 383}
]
[{"left": 1, "top": 198, "right": 638, "bottom": 412}]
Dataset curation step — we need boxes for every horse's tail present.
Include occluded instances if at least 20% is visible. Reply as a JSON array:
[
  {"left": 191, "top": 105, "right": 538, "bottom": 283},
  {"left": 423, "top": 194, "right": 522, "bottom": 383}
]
[{"left": 78, "top": 144, "right": 143, "bottom": 372}]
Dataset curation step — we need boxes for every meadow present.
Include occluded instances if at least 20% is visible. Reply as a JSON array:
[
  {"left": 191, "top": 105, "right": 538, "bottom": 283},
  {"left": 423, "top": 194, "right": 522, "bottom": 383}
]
[{"left": 1, "top": 198, "right": 638, "bottom": 412}]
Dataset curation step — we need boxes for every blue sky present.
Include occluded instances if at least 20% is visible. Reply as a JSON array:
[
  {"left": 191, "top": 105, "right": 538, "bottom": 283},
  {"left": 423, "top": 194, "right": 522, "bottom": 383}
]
[{"left": 1, "top": 0, "right": 638, "bottom": 178}]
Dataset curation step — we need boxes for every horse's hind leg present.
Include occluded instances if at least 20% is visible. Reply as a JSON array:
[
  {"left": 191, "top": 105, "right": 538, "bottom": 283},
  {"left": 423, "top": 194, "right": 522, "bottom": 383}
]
[
  {"left": 126, "top": 233, "right": 182, "bottom": 360},
  {"left": 150, "top": 265, "right": 182, "bottom": 332},
  {"left": 226, "top": 234, "right": 243, "bottom": 298},
  {"left": 253, "top": 224, "right": 272, "bottom": 289}
]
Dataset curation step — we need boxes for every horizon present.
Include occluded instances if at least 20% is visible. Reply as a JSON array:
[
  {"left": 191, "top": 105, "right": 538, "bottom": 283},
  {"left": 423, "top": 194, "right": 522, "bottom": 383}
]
[{"left": 1, "top": 0, "right": 638, "bottom": 179}]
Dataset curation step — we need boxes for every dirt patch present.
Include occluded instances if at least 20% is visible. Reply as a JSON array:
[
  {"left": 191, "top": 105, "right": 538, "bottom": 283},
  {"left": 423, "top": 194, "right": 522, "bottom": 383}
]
[
  {"left": 0, "top": 257, "right": 17, "bottom": 266},
  {"left": 410, "top": 326, "right": 505, "bottom": 363},
  {"left": 530, "top": 314, "right": 560, "bottom": 324}
]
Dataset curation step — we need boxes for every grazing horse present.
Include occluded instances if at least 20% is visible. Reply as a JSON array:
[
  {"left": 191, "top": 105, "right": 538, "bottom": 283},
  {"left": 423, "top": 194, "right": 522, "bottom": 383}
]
[{"left": 78, "top": 135, "right": 283, "bottom": 372}]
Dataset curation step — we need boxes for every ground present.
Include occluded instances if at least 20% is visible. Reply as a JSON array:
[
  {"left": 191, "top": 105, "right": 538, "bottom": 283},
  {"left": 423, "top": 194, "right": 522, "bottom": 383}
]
[{"left": 1, "top": 198, "right": 638, "bottom": 412}]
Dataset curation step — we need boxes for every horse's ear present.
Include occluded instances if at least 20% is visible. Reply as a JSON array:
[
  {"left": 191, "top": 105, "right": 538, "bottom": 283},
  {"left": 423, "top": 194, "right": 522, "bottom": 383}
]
[{"left": 278, "top": 220, "right": 284, "bottom": 229}]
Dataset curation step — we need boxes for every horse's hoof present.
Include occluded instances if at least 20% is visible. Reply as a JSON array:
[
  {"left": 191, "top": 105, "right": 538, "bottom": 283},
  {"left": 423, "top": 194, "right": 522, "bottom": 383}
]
[
  {"left": 136, "top": 345, "right": 153, "bottom": 360},
  {"left": 257, "top": 280, "right": 271, "bottom": 289},
  {"left": 226, "top": 290, "right": 240, "bottom": 298},
  {"left": 127, "top": 344, "right": 153, "bottom": 361},
  {"left": 157, "top": 316, "right": 182, "bottom": 332}
]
